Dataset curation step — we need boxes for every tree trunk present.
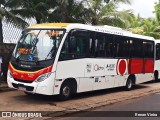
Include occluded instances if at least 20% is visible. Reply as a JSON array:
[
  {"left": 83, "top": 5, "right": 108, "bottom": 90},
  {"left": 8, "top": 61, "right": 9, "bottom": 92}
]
[
  {"left": 36, "top": 17, "right": 41, "bottom": 24},
  {"left": 92, "top": 18, "right": 97, "bottom": 25},
  {"left": 0, "top": 19, "right": 3, "bottom": 44}
]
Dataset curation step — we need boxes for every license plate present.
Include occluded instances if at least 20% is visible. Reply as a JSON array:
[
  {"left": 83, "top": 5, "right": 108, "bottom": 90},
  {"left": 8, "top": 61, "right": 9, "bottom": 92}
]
[{"left": 18, "top": 86, "right": 26, "bottom": 91}]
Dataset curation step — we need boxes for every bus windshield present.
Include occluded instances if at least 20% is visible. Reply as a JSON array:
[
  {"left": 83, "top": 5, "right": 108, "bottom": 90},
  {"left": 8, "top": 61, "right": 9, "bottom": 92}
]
[{"left": 13, "top": 29, "right": 65, "bottom": 61}]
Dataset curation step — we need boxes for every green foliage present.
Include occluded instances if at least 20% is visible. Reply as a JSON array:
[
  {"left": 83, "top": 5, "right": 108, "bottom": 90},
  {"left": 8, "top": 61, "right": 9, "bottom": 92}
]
[
  {"left": 17, "top": 0, "right": 53, "bottom": 23},
  {"left": 47, "top": 0, "right": 87, "bottom": 23},
  {"left": 83, "top": 0, "right": 133, "bottom": 25},
  {"left": 0, "top": 0, "right": 28, "bottom": 28},
  {"left": 128, "top": 1, "right": 160, "bottom": 39},
  {"left": 1, "top": 0, "right": 160, "bottom": 43},
  {"left": 0, "top": 0, "right": 29, "bottom": 43}
]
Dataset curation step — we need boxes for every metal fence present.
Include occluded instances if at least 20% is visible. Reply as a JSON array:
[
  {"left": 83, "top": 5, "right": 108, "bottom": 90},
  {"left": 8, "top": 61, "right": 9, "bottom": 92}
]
[
  {"left": 2, "top": 18, "right": 37, "bottom": 44},
  {"left": 1, "top": 19, "right": 37, "bottom": 81}
]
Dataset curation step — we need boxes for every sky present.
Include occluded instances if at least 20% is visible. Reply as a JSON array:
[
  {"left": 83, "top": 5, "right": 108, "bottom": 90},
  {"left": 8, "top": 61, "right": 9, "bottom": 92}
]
[{"left": 118, "top": 0, "right": 159, "bottom": 18}]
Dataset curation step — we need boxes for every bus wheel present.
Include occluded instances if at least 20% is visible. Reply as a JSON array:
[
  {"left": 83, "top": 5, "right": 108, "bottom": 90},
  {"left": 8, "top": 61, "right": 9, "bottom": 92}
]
[
  {"left": 59, "top": 82, "right": 72, "bottom": 100},
  {"left": 154, "top": 71, "right": 159, "bottom": 82},
  {"left": 125, "top": 77, "right": 133, "bottom": 90}
]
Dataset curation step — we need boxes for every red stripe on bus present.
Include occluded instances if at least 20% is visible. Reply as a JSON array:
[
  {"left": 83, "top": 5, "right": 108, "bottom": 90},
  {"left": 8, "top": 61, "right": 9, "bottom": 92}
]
[
  {"left": 128, "top": 59, "right": 143, "bottom": 74},
  {"left": 8, "top": 63, "right": 53, "bottom": 81},
  {"left": 144, "top": 59, "right": 154, "bottom": 73}
]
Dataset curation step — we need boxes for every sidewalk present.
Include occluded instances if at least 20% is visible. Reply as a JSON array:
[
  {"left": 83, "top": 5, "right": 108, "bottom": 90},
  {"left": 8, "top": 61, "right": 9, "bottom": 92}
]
[{"left": 0, "top": 81, "right": 12, "bottom": 92}]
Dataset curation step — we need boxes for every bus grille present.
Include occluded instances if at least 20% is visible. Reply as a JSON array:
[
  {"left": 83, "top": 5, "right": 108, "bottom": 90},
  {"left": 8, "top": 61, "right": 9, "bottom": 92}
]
[
  {"left": 12, "top": 83, "right": 34, "bottom": 91},
  {"left": 14, "top": 78, "right": 33, "bottom": 83}
]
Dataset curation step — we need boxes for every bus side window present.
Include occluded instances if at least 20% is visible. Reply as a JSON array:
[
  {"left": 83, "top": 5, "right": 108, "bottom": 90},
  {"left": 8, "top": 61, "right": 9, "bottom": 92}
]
[
  {"left": 143, "top": 41, "right": 154, "bottom": 58},
  {"left": 59, "top": 29, "right": 89, "bottom": 61},
  {"left": 156, "top": 44, "right": 160, "bottom": 60},
  {"left": 114, "top": 36, "right": 130, "bottom": 58},
  {"left": 72, "top": 30, "right": 89, "bottom": 58},
  {"left": 130, "top": 39, "right": 143, "bottom": 58},
  {"left": 59, "top": 36, "right": 70, "bottom": 60},
  {"left": 105, "top": 34, "right": 114, "bottom": 58},
  {"left": 89, "top": 32, "right": 114, "bottom": 58},
  {"left": 69, "top": 36, "right": 76, "bottom": 54},
  {"left": 88, "top": 31, "right": 95, "bottom": 58},
  {"left": 95, "top": 33, "right": 106, "bottom": 58}
]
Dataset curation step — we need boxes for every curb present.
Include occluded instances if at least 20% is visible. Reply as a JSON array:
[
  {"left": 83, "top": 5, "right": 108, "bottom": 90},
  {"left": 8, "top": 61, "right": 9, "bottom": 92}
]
[
  {"left": 0, "top": 82, "right": 13, "bottom": 92},
  {"left": 40, "top": 88, "right": 160, "bottom": 119}
]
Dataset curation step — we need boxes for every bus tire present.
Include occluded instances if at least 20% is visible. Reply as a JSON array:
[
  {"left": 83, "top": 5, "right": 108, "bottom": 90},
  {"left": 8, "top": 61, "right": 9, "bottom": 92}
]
[
  {"left": 154, "top": 71, "right": 159, "bottom": 82},
  {"left": 59, "top": 82, "right": 73, "bottom": 100},
  {"left": 125, "top": 77, "right": 133, "bottom": 90}
]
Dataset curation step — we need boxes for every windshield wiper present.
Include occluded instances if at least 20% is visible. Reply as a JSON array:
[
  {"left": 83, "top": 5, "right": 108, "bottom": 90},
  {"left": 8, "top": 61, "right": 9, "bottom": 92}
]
[
  {"left": 45, "top": 47, "right": 55, "bottom": 60},
  {"left": 30, "top": 38, "right": 39, "bottom": 54},
  {"left": 30, "top": 30, "right": 41, "bottom": 54}
]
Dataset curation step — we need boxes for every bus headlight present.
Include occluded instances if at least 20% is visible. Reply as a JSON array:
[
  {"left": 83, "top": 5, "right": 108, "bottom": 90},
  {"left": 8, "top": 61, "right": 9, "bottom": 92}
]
[
  {"left": 35, "top": 72, "right": 52, "bottom": 82},
  {"left": 8, "top": 70, "right": 13, "bottom": 78}
]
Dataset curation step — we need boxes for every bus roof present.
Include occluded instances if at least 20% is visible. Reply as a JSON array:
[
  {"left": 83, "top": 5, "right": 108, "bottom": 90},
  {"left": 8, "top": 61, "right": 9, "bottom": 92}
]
[
  {"left": 28, "top": 23, "right": 70, "bottom": 29},
  {"left": 27, "top": 23, "right": 154, "bottom": 41},
  {"left": 155, "top": 40, "right": 160, "bottom": 44}
]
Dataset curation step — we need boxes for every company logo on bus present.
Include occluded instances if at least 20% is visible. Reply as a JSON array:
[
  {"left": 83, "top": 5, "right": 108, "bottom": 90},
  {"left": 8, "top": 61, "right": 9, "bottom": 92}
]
[
  {"left": 116, "top": 59, "right": 128, "bottom": 75},
  {"left": 86, "top": 63, "right": 92, "bottom": 73},
  {"left": 20, "top": 64, "right": 31, "bottom": 68},
  {"left": 106, "top": 64, "right": 115, "bottom": 71},
  {"left": 94, "top": 64, "right": 104, "bottom": 71}
]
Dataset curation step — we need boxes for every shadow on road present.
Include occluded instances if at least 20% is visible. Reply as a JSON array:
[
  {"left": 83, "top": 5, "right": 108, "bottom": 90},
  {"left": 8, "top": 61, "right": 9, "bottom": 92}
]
[
  {"left": 71, "top": 84, "right": 148, "bottom": 101},
  {"left": 143, "top": 79, "right": 160, "bottom": 84},
  {"left": 11, "top": 83, "right": 150, "bottom": 104}
]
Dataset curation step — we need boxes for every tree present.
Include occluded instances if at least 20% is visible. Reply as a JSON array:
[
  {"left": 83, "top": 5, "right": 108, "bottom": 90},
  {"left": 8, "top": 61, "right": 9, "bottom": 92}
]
[
  {"left": 141, "top": 19, "right": 160, "bottom": 39},
  {"left": 100, "top": 9, "right": 134, "bottom": 28},
  {"left": 128, "top": 14, "right": 144, "bottom": 34},
  {"left": 13, "top": 0, "right": 53, "bottom": 24},
  {"left": 0, "top": 0, "right": 28, "bottom": 43},
  {"left": 128, "top": 1, "right": 160, "bottom": 39},
  {"left": 128, "top": 16, "right": 160, "bottom": 39},
  {"left": 47, "top": 0, "right": 87, "bottom": 23},
  {"left": 154, "top": 0, "right": 160, "bottom": 25},
  {"left": 83, "top": 0, "right": 133, "bottom": 26}
]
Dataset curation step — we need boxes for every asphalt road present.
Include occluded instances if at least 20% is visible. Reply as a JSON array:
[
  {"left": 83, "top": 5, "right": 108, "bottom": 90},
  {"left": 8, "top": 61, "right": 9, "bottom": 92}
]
[
  {"left": 59, "top": 92, "right": 160, "bottom": 120},
  {"left": 1, "top": 81, "right": 160, "bottom": 120}
]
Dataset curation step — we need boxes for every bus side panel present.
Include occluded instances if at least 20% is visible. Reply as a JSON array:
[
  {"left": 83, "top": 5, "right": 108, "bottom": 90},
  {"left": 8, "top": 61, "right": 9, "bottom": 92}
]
[
  {"left": 155, "top": 60, "right": 160, "bottom": 71},
  {"left": 78, "top": 78, "right": 94, "bottom": 92},
  {"left": 155, "top": 60, "right": 160, "bottom": 79},
  {"left": 55, "top": 59, "right": 86, "bottom": 79},
  {"left": 128, "top": 59, "right": 143, "bottom": 74},
  {"left": 136, "top": 73, "right": 154, "bottom": 84},
  {"left": 114, "top": 75, "right": 126, "bottom": 87},
  {"left": 144, "top": 59, "right": 154, "bottom": 73}
]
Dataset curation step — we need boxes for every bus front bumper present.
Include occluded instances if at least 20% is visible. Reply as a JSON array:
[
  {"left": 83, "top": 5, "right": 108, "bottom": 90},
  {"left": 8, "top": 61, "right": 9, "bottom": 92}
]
[{"left": 7, "top": 72, "right": 56, "bottom": 95}]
